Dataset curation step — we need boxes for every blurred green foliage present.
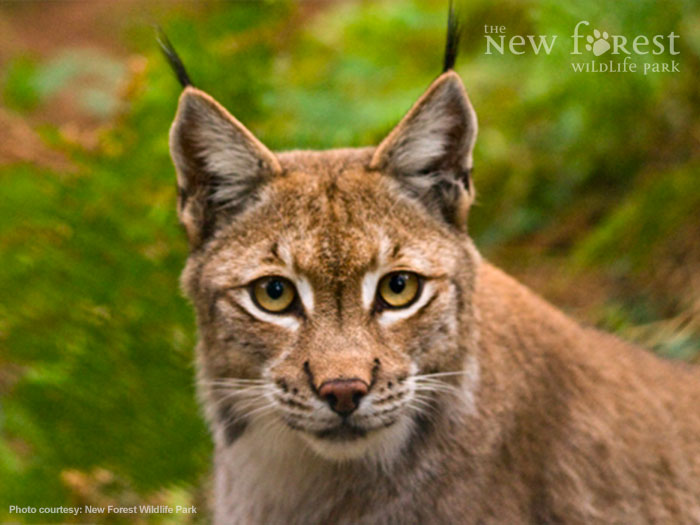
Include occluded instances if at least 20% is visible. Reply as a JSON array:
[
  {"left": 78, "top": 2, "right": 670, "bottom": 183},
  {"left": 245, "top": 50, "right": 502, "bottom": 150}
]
[
  {"left": 1, "top": 0, "right": 698, "bottom": 522},
  {"left": 3, "top": 56, "right": 42, "bottom": 111},
  {"left": 3, "top": 51, "right": 126, "bottom": 117}
]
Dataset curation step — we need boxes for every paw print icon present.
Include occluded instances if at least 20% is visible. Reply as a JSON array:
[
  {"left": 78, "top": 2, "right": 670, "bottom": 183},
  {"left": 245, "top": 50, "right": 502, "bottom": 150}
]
[{"left": 586, "top": 29, "right": 610, "bottom": 56}]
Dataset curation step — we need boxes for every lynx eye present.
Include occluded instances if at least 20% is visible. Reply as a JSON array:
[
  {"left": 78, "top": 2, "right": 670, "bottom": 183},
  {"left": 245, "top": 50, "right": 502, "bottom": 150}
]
[
  {"left": 377, "top": 272, "right": 421, "bottom": 309},
  {"left": 251, "top": 276, "right": 296, "bottom": 313}
]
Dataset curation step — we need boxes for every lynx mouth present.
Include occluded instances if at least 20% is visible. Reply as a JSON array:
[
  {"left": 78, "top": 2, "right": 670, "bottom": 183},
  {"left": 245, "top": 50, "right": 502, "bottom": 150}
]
[
  {"left": 296, "top": 416, "right": 411, "bottom": 462},
  {"left": 314, "top": 422, "right": 369, "bottom": 441}
]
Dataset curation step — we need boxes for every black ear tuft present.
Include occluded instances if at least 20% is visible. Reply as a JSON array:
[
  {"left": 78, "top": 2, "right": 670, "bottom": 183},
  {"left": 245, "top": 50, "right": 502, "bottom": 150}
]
[
  {"left": 156, "top": 26, "right": 194, "bottom": 88},
  {"left": 443, "top": 0, "right": 461, "bottom": 73}
]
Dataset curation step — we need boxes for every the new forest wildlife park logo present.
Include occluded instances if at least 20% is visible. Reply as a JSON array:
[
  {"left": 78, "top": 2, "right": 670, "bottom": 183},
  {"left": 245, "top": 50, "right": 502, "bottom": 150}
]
[{"left": 484, "top": 20, "right": 680, "bottom": 74}]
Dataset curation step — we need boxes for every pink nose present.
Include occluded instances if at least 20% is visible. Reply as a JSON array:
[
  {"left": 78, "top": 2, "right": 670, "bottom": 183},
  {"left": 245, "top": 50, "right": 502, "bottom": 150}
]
[{"left": 318, "top": 379, "right": 369, "bottom": 416}]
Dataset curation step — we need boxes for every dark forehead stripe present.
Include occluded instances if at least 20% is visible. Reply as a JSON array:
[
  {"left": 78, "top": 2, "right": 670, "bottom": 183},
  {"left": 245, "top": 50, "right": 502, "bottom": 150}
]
[
  {"left": 308, "top": 178, "right": 371, "bottom": 280},
  {"left": 260, "top": 242, "right": 284, "bottom": 266},
  {"left": 335, "top": 281, "right": 345, "bottom": 323},
  {"left": 325, "top": 177, "right": 339, "bottom": 201}
]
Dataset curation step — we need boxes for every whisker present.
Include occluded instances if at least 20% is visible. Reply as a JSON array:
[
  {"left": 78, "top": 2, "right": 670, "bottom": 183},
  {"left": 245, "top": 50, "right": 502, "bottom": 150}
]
[
  {"left": 201, "top": 385, "right": 271, "bottom": 398},
  {"left": 206, "top": 385, "right": 270, "bottom": 396},
  {"left": 205, "top": 383, "right": 270, "bottom": 390},
  {"left": 208, "top": 386, "right": 271, "bottom": 399},
  {"left": 244, "top": 401, "right": 279, "bottom": 420},
  {"left": 407, "top": 397, "right": 433, "bottom": 411},
  {"left": 206, "top": 386, "right": 274, "bottom": 410},
  {"left": 412, "top": 393, "right": 444, "bottom": 406},
  {"left": 199, "top": 378, "right": 268, "bottom": 386},
  {"left": 413, "top": 371, "right": 470, "bottom": 379},
  {"left": 413, "top": 381, "right": 457, "bottom": 391},
  {"left": 406, "top": 401, "right": 440, "bottom": 423},
  {"left": 413, "top": 387, "right": 458, "bottom": 398}
]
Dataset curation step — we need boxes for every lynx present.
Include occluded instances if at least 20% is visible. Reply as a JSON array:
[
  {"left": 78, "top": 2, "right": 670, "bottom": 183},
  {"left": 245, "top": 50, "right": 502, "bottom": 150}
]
[{"left": 161, "top": 10, "right": 700, "bottom": 524}]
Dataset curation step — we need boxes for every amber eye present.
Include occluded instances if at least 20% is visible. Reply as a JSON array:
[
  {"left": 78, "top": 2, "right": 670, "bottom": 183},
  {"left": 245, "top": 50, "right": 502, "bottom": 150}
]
[
  {"left": 377, "top": 272, "right": 421, "bottom": 309},
  {"left": 251, "top": 276, "right": 297, "bottom": 313}
]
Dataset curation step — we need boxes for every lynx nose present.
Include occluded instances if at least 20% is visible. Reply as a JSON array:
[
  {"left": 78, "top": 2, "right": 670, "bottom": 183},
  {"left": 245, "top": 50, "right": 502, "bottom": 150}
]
[{"left": 319, "top": 379, "right": 369, "bottom": 416}]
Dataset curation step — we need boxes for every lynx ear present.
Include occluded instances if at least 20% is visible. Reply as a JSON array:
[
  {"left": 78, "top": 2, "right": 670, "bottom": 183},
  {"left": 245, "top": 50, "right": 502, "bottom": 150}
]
[
  {"left": 370, "top": 71, "right": 477, "bottom": 230},
  {"left": 169, "top": 87, "right": 281, "bottom": 247}
]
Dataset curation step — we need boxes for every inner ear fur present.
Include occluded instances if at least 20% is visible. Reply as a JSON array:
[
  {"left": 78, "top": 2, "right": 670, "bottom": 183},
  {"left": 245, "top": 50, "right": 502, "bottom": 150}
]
[
  {"left": 169, "top": 87, "right": 281, "bottom": 247},
  {"left": 370, "top": 71, "right": 478, "bottom": 230}
]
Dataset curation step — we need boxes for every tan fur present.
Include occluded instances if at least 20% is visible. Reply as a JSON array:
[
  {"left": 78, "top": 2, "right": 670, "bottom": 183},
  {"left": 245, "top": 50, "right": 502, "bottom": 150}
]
[{"left": 169, "top": 72, "right": 700, "bottom": 524}]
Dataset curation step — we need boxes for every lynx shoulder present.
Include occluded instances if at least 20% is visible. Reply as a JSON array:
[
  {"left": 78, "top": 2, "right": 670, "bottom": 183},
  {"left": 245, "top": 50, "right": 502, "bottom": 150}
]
[{"left": 162, "top": 10, "right": 700, "bottom": 524}]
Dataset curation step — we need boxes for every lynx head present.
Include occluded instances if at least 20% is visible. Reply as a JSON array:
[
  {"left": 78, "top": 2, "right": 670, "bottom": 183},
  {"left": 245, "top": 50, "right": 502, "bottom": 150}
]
[{"left": 167, "top": 20, "right": 480, "bottom": 463}]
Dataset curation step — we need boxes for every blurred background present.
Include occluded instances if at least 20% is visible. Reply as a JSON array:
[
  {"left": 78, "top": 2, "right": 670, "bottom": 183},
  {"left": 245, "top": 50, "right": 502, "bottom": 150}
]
[{"left": 0, "top": 0, "right": 698, "bottom": 522}]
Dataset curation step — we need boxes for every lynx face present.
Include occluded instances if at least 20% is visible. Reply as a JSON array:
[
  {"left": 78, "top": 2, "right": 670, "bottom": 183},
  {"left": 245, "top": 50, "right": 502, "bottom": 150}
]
[{"left": 171, "top": 72, "right": 480, "bottom": 462}]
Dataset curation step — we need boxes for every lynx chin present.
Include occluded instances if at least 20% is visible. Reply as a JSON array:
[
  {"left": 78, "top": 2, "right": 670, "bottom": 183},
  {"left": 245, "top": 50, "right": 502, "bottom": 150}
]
[{"left": 161, "top": 8, "right": 700, "bottom": 525}]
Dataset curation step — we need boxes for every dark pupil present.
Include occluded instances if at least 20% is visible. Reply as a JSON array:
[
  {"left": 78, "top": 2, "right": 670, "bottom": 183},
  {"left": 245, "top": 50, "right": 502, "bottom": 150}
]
[
  {"left": 266, "top": 280, "right": 285, "bottom": 300},
  {"left": 389, "top": 274, "right": 406, "bottom": 294}
]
